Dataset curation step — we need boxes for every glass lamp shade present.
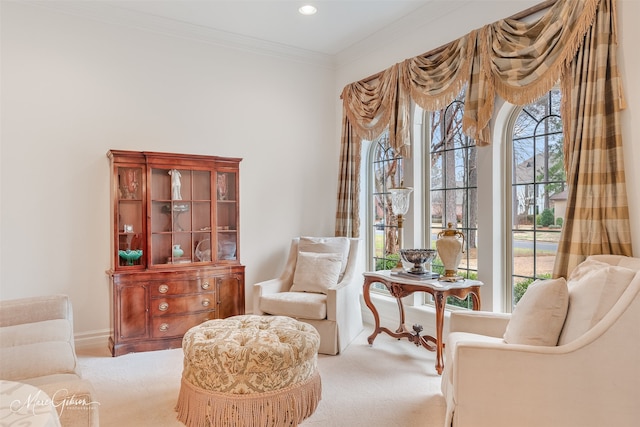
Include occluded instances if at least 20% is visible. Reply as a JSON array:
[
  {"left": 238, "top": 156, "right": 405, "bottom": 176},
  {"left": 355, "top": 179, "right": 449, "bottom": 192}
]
[{"left": 389, "top": 187, "right": 413, "bottom": 215}]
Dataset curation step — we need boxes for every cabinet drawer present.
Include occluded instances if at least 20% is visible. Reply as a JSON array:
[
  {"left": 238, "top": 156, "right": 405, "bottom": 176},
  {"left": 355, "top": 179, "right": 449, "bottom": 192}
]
[
  {"left": 149, "top": 278, "right": 214, "bottom": 296},
  {"left": 151, "top": 294, "right": 215, "bottom": 316},
  {"left": 151, "top": 311, "right": 216, "bottom": 338}
]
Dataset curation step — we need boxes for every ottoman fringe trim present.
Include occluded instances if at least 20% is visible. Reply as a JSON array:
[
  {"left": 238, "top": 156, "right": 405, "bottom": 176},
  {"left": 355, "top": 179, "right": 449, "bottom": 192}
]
[{"left": 175, "top": 371, "right": 322, "bottom": 427}]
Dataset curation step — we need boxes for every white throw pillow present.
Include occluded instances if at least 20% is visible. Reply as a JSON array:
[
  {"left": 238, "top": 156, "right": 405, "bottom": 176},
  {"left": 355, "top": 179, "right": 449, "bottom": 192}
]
[
  {"left": 290, "top": 251, "right": 343, "bottom": 294},
  {"left": 558, "top": 262, "right": 635, "bottom": 345},
  {"left": 503, "top": 277, "right": 569, "bottom": 346},
  {"left": 298, "top": 237, "right": 349, "bottom": 277}
]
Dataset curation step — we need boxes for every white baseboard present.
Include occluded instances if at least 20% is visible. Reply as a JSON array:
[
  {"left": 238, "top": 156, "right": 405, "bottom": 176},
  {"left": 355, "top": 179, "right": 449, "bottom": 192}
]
[{"left": 74, "top": 329, "right": 111, "bottom": 350}]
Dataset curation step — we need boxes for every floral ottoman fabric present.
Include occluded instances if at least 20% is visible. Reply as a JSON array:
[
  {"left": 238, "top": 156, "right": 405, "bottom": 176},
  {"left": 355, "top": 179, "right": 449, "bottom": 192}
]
[{"left": 176, "top": 315, "right": 322, "bottom": 426}]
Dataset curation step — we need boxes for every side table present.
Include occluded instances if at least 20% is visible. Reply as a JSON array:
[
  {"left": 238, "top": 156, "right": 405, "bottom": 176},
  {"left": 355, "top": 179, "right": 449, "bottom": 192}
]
[{"left": 362, "top": 270, "right": 483, "bottom": 374}]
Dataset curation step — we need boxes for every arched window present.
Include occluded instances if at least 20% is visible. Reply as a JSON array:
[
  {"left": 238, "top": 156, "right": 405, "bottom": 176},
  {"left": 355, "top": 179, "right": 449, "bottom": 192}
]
[
  {"left": 368, "top": 131, "right": 405, "bottom": 273},
  {"left": 429, "top": 90, "right": 478, "bottom": 308},
  {"left": 507, "top": 88, "right": 565, "bottom": 309}
]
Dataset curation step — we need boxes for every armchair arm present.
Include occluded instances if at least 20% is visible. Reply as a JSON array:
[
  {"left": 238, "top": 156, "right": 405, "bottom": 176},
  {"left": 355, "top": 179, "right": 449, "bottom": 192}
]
[
  {"left": 252, "top": 239, "right": 300, "bottom": 314},
  {"left": 325, "top": 239, "right": 362, "bottom": 353},
  {"left": 451, "top": 342, "right": 566, "bottom": 426},
  {"left": 451, "top": 336, "right": 638, "bottom": 427},
  {"left": 326, "top": 238, "right": 361, "bottom": 322},
  {"left": 326, "top": 276, "right": 359, "bottom": 321},
  {"left": 252, "top": 278, "right": 291, "bottom": 314},
  {"left": 449, "top": 310, "right": 511, "bottom": 338},
  {"left": 325, "top": 276, "right": 363, "bottom": 353}
]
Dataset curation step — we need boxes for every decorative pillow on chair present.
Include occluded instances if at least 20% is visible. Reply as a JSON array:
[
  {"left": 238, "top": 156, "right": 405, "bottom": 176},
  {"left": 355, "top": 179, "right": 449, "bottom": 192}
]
[
  {"left": 503, "top": 277, "right": 569, "bottom": 346},
  {"left": 558, "top": 262, "right": 635, "bottom": 345},
  {"left": 298, "top": 237, "right": 349, "bottom": 277},
  {"left": 290, "top": 251, "right": 343, "bottom": 294}
]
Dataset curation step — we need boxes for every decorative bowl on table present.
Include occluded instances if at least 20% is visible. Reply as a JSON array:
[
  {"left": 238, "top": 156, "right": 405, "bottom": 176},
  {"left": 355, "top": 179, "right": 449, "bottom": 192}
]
[
  {"left": 400, "top": 249, "right": 437, "bottom": 275},
  {"left": 118, "top": 249, "right": 143, "bottom": 266}
]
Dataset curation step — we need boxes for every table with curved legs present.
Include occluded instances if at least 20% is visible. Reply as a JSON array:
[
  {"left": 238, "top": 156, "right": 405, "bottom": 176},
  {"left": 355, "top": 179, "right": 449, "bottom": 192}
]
[{"left": 363, "top": 270, "right": 483, "bottom": 375}]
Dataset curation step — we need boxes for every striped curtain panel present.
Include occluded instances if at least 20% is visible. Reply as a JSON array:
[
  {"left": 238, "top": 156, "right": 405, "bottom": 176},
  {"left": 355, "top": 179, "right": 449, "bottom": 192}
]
[
  {"left": 334, "top": 115, "right": 362, "bottom": 238},
  {"left": 336, "top": 0, "right": 632, "bottom": 276},
  {"left": 555, "top": 0, "right": 632, "bottom": 277}
]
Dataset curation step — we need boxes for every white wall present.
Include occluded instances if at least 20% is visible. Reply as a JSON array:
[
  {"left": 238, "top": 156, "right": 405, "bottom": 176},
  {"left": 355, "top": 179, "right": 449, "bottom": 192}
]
[{"left": 0, "top": 2, "right": 339, "bottom": 342}]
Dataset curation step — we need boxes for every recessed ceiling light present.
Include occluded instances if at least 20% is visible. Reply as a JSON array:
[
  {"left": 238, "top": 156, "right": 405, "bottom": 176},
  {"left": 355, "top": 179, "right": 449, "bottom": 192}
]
[{"left": 298, "top": 5, "right": 317, "bottom": 16}]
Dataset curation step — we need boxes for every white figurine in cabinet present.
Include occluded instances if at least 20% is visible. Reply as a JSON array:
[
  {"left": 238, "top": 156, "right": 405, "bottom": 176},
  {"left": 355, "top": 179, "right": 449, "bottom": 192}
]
[{"left": 169, "top": 169, "right": 182, "bottom": 200}]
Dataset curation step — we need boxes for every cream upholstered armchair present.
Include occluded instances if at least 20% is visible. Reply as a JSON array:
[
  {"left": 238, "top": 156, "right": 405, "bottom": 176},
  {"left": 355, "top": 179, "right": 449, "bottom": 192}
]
[
  {"left": 441, "top": 255, "right": 640, "bottom": 427},
  {"left": 253, "top": 237, "right": 362, "bottom": 355}
]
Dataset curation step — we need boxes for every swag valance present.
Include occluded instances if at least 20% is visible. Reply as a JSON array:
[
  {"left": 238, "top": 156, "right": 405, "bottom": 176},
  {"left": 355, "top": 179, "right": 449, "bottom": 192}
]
[{"left": 336, "top": 0, "right": 632, "bottom": 277}]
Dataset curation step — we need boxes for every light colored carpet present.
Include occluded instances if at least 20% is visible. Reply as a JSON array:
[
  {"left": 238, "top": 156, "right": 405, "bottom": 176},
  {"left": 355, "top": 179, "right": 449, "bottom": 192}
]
[{"left": 77, "top": 326, "right": 446, "bottom": 426}]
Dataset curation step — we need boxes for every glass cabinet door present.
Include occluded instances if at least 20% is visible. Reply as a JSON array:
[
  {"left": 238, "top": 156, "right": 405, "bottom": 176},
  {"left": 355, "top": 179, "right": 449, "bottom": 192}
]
[
  {"left": 216, "top": 171, "right": 238, "bottom": 261},
  {"left": 116, "top": 166, "right": 145, "bottom": 268},
  {"left": 150, "top": 167, "right": 212, "bottom": 266}
]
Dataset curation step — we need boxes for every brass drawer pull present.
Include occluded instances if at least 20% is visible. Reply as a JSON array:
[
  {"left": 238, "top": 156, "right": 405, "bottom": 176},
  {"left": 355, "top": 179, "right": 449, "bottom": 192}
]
[
  {"left": 159, "top": 323, "right": 169, "bottom": 332},
  {"left": 158, "top": 284, "right": 169, "bottom": 294},
  {"left": 159, "top": 302, "right": 169, "bottom": 311},
  {"left": 201, "top": 281, "right": 210, "bottom": 290},
  {"left": 202, "top": 299, "right": 210, "bottom": 307}
]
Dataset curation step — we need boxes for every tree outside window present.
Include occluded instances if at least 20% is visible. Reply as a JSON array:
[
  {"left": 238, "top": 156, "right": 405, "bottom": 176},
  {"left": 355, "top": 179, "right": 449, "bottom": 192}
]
[
  {"left": 429, "top": 90, "right": 478, "bottom": 309},
  {"left": 370, "top": 131, "right": 405, "bottom": 275}
]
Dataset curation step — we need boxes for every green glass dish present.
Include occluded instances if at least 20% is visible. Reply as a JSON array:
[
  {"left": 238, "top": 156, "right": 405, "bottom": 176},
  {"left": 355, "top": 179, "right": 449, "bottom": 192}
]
[{"left": 118, "top": 249, "right": 143, "bottom": 266}]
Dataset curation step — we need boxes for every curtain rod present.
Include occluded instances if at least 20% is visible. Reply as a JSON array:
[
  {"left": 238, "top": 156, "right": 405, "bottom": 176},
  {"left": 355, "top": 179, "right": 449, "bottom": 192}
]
[{"left": 356, "top": 0, "right": 558, "bottom": 85}]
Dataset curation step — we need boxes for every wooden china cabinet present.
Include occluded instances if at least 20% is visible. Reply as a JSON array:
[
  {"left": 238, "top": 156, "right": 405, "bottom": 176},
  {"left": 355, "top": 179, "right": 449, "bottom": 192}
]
[{"left": 106, "top": 150, "right": 245, "bottom": 356}]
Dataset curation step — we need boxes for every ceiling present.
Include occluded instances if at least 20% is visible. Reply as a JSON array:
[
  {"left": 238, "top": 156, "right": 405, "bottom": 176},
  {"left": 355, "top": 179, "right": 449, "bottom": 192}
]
[
  {"left": 34, "top": 1, "right": 544, "bottom": 64},
  {"left": 36, "top": 0, "right": 472, "bottom": 59},
  {"left": 105, "top": 0, "right": 439, "bottom": 56}
]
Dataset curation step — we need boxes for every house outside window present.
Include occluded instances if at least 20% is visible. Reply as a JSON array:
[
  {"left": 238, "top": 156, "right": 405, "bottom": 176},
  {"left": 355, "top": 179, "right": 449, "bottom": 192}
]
[{"left": 508, "top": 88, "right": 565, "bottom": 309}]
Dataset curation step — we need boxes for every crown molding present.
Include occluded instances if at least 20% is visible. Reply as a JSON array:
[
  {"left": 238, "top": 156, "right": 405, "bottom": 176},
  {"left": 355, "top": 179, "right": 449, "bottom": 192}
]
[{"left": 28, "top": 1, "right": 336, "bottom": 69}]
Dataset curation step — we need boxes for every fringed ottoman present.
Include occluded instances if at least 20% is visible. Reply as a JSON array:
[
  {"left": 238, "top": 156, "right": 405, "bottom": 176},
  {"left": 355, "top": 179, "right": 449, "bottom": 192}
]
[{"left": 176, "top": 315, "right": 321, "bottom": 427}]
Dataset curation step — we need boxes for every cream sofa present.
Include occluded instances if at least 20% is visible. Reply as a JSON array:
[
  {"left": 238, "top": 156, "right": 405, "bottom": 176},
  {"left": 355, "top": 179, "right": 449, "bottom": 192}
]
[
  {"left": 0, "top": 295, "right": 99, "bottom": 427},
  {"left": 442, "top": 255, "right": 640, "bottom": 427}
]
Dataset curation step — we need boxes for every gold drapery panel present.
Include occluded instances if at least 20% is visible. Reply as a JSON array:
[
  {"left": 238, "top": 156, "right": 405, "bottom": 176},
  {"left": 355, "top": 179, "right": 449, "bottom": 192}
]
[
  {"left": 402, "top": 30, "right": 475, "bottom": 120},
  {"left": 401, "top": 29, "right": 494, "bottom": 145},
  {"left": 340, "top": 64, "right": 410, "bottom": 158},
  {"left": 340, "top": 0, "right": 603, "bottom": 152},
  {"left": 553, "top": 0, "right": 632, "bottom": 277},
  {"left": 336, "top": 0, "right": 632, "bottom": 276},
  {"left": 483, "top": 0, "right": 599, "bottom": 106}
]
